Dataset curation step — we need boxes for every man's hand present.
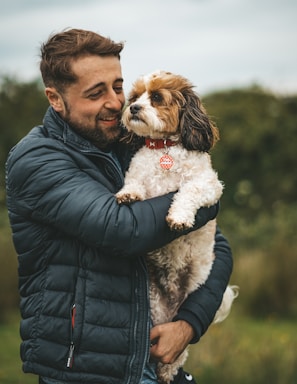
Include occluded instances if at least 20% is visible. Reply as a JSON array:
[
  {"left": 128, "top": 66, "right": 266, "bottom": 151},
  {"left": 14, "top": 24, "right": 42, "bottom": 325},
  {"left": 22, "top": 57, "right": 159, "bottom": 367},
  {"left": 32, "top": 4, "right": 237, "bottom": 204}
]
[{"left": 149, "top": 320, "right": 194, "bottom": 364}]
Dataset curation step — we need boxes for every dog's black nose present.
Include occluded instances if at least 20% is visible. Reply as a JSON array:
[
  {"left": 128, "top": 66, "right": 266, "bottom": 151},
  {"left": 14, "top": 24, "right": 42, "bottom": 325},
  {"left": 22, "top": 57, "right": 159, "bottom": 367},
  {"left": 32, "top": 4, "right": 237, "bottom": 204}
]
[{"left": 130, "top": 104, "right": 142, "bottom": 115}]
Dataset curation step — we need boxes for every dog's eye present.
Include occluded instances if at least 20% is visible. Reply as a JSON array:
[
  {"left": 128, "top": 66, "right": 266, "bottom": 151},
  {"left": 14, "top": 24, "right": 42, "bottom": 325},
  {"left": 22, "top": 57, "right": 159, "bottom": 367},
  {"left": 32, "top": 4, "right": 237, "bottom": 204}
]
[
  {"left": 151, "top": 92, "right": 162, "bottom": 103},
  {"left": 128, "top": 92, "right": 139, "bottom": 103}
]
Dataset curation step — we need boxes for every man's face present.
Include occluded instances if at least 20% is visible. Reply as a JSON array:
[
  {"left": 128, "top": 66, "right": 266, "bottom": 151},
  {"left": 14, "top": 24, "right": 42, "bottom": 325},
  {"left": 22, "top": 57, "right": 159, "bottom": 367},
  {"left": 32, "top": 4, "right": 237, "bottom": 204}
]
[{"left": 51, "top": 55, "right": 125, "bottom": 148}]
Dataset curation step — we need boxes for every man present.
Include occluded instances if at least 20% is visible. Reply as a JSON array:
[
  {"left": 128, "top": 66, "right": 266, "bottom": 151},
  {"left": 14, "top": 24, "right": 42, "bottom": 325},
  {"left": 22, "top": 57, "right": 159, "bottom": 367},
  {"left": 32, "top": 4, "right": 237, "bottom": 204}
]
[{"left": 6, "top": 29, "right": 233, "bottom": 384}]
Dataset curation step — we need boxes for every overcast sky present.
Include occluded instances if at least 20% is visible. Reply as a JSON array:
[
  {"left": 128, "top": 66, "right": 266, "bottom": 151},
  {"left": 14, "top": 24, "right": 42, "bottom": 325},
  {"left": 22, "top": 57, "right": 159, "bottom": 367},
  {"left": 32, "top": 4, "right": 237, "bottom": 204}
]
[{"left": 1, "top": 0, "right": 296, "bottom": 95}]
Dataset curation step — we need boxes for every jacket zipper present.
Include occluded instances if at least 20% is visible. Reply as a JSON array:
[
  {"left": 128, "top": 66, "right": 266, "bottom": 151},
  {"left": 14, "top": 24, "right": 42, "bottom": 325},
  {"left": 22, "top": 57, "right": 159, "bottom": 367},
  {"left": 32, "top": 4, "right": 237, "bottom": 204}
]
[
  {"left": 67, "top": 304, "right": 76, "bottom": 368},
  {"left": 127, "top": 257, "right": 150, "bottom": 383}
]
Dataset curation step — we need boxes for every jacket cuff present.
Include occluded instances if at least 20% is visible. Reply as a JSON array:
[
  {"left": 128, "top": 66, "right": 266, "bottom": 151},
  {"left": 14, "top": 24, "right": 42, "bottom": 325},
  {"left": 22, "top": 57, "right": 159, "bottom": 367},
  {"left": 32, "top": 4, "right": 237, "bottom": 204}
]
[{"left": 173, "top": 310, "right": 204, "bottom": 344}]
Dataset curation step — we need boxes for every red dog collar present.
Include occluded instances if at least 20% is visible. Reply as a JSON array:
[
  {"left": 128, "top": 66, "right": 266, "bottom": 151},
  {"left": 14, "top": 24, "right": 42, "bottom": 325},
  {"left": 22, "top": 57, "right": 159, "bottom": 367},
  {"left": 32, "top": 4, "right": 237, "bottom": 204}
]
[{"left": 145, "top": 138, "right": 177, "bottom": 149}]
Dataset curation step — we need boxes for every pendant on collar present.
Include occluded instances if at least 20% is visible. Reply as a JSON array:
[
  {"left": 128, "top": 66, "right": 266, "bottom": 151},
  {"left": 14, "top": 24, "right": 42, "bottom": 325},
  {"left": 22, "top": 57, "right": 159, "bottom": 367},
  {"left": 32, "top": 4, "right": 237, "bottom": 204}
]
[{"left": 160, "top": 154, "right": 174, "bottom": 170}]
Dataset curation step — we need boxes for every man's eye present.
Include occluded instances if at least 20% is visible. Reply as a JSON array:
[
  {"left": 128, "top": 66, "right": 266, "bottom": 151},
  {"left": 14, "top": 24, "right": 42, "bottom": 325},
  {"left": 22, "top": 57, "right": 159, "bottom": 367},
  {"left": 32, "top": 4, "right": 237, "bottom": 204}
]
[
  {"left": 114, "top": 86, "right": 123, "bottom": 94},
  {"left": 151, "top": 92, "right": 162, "bottom": 103},
  {"left": 89, "top": 91, "right": 102, "bottom": 99}
]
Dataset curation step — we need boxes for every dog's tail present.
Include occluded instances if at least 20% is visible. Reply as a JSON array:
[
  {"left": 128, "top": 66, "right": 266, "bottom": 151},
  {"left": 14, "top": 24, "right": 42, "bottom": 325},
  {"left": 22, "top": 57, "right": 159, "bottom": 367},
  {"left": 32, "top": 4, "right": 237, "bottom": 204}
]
[{"left": 213, "top": 285, "right": 239, "bottom": 324}]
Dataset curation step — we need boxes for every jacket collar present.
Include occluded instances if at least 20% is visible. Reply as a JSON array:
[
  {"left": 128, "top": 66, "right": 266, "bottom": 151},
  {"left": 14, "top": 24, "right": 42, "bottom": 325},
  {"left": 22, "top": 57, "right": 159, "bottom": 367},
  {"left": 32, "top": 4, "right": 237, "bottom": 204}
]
[{"left": 44, "top": 106, "right": 102, "bottom": 153}]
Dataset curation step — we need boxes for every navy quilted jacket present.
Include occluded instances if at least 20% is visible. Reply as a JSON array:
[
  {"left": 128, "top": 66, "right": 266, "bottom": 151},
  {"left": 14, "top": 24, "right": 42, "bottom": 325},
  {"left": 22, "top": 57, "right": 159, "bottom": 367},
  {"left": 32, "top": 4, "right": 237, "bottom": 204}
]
[{"left": 5, "top": 107, "right": 232, "bottom": 383}]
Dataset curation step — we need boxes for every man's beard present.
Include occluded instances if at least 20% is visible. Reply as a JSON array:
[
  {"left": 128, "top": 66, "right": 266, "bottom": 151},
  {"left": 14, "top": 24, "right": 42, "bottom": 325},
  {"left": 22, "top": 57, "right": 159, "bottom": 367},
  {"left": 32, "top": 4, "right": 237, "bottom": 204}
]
[
  {"left": 64, "top": 109, "right": 122, "bottom": 149},
  {"left": 69, "top": 120, "right": 122, "bottom": 148}
]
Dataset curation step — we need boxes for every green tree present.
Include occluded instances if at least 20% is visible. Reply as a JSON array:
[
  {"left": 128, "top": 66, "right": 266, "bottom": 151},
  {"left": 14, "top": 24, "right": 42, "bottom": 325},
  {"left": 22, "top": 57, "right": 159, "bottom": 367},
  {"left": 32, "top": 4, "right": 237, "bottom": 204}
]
[
  {"left": 204, "top": 86, "right": 297, "bottom": 219},
  {"left": 204, "top": 86, "right": 297, "bottom": 249},
  {"left": 0, "top": 76, "right": 48, "bottom": 208}
]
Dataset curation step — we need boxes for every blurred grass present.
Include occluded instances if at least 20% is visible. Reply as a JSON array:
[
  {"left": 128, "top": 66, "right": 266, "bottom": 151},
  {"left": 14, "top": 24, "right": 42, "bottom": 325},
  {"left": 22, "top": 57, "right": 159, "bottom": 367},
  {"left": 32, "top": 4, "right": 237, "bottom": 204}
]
[
  {"left": 0, "top": 313, "right": 36, "bottom": 384},
  {"left": 1, "top": 311, "right": 296, "bottom": 384},
  {"left": 186, "top": 308, "right": 297, "bottom": 384}
]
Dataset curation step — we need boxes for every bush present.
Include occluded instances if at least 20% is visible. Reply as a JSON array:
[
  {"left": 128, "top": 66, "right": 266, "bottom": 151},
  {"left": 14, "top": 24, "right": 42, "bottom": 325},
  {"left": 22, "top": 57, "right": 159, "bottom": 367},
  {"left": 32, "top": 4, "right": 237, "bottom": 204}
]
[
  {"left": 0, "top": 211, "right": 19, "bottom": 322},
  {"left": 224, "top": 203, "right": 297, "bottom": 319}
]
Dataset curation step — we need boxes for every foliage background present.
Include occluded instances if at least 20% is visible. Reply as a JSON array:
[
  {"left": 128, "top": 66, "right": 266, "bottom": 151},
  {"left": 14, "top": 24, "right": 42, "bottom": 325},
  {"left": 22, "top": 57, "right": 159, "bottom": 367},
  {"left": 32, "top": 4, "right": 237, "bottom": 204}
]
[{"left": 0, "top": 76, "right": 296, "bottom": 383}]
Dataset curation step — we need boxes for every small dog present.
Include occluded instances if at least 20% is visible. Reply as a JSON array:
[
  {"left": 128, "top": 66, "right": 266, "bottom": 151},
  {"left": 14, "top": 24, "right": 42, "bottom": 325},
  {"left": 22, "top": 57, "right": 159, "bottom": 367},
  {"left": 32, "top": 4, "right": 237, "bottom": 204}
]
[{"left": 116, "top": 70, "right": 238, "bottom": 384}]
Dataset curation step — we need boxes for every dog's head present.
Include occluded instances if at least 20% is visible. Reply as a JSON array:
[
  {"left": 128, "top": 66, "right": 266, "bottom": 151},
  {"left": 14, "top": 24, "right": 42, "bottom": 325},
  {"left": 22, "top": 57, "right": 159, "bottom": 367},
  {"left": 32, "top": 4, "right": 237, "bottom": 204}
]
[{"left": 122, "top": 70, "right": 219, "bottom": 151}]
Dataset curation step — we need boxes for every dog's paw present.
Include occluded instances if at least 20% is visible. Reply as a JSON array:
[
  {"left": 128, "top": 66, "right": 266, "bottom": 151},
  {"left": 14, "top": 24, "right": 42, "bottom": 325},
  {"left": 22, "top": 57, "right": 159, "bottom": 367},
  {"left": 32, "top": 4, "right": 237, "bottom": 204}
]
[
  {"left": 116, "top": 192, "right": 143, "bottom": 204},
  {"left": 166, "top": 215, "right": 193, "bottom": 231},
  {"left": 166, "top": 205, "right": 196, "bottom": 231}
]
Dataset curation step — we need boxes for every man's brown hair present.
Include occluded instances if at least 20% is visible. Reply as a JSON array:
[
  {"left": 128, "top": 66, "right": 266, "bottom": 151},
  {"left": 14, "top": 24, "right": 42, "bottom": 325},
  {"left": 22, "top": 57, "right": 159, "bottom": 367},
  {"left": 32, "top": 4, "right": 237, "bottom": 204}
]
[{"left": 40, "top": 28, "right": 124, "bottom": 92}]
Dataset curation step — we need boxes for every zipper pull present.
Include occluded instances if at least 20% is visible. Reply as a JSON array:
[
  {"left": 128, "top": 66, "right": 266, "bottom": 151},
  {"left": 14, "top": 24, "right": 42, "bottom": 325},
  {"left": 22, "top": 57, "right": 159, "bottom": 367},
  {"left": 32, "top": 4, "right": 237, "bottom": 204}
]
[
  {"left": 67, "top": 342, "right": 75, "bottom": 368},
  {"left": 67, "top": 304, "right": 76, "bottom": 368}
]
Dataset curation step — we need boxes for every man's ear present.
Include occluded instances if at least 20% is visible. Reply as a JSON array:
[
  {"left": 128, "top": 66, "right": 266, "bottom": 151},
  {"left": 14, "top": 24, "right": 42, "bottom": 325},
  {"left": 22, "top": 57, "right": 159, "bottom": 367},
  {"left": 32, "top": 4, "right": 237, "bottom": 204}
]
[{"left": 45, "top": 87, "right": 65, "bottom": 113}]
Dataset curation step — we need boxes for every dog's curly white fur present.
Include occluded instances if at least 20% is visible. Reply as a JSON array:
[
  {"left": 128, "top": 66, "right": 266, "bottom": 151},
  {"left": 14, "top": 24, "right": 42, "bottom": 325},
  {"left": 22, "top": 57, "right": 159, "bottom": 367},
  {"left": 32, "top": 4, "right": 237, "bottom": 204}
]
[{"left": 116, "top": 70, "right": 238, "bottom": 384}]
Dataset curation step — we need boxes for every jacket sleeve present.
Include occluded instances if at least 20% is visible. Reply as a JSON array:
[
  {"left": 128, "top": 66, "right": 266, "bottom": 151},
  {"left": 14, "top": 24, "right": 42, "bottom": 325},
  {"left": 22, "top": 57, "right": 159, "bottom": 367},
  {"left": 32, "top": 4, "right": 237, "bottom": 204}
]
[
  {"left": 6, "top": 138, "right": 218, "bottom": 259},
  {"left": 173, "top": 226, "right": 233, "bottom": 343}
]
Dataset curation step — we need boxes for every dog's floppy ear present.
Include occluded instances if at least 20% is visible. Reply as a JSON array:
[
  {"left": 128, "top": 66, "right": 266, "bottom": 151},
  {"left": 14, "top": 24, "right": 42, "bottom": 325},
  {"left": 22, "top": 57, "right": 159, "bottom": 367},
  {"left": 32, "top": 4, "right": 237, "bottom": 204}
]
[{"left": 179, "top": 88, "right": 219, "bottom": 151}]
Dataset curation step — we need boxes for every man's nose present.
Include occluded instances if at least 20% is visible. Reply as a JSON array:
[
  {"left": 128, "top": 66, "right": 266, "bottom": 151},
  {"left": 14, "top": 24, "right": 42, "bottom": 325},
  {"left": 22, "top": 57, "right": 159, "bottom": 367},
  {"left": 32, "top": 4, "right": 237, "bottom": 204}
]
[{"left": 105, "top": 90, "right": 123, "bottom": 110}]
